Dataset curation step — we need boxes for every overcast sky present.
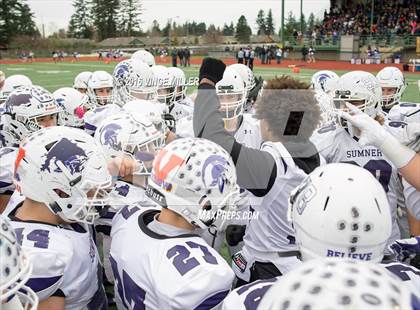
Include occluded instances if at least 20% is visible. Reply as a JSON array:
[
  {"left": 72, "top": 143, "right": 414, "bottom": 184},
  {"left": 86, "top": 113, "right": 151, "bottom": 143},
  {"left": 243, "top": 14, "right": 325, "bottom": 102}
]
[{"left": 27, "top": 0, "right": 330, "bottom": 36}]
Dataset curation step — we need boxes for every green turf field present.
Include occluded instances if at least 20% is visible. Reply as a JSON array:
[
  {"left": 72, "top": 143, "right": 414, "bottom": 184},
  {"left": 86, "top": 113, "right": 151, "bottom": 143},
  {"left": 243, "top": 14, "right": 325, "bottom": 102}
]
[{"left": 2, "top": 61, "right": 419, "bottom": 102}]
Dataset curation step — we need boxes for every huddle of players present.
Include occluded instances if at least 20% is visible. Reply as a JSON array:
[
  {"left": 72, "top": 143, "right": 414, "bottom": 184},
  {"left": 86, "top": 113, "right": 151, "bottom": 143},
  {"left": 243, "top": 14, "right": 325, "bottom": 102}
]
[{"left": 0, "top": 49, "right": 418, "bottom": 310}]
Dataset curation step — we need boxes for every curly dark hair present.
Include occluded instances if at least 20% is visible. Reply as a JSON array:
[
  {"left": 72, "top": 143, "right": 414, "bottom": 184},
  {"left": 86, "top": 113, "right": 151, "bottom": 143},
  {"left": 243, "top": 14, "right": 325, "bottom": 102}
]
[{"left": 254, "top": 75, "right": 321, "bottom": 143}]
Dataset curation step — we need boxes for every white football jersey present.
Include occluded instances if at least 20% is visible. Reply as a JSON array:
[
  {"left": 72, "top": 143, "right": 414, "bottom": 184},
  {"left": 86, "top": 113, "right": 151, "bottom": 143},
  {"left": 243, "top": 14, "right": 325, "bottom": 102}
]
[
  {"left": 0, "top": 147, "right": 17, "bottom": 195},
  {"left": 84, "top": 104, "right": 122, "bottom": 135},
  {"left": 95, "top": 180, "right": 159, "bottom": 233},
  {"left": 382, "top": 261, "right": 420, "bottom": 296},
  {"left": 8, "top": 207, "right": 107, "bottom": 309},
  {"left": 311, "top": 124, "right": 400, "bottom": 245},
  {"left": 222, "top": 277, "right": 278, "bottom": 310},
  {"left": 234, "top": 114, "right": 262, "bottom": 150},
  {"left": 387, "top": 102, "right": 420, "bottom": 123},
  {"left": 110, "top": 206, "right": 234, "bottom": 309},
  {"left": 170, "top": 101, "right": 193, "bottom": 121}
]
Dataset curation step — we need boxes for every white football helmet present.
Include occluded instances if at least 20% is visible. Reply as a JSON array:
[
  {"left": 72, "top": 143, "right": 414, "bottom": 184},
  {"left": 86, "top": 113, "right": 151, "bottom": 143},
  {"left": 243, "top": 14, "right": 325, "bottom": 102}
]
[
  {"left": 216, "top": 67, "right": 246, "bottom": 121},
  {"left": 131, "top": 49, "right": 156, "bottom": 67},
  {"left": 95, "top": 111, "right": 164, "bottom": 175},
  {"left": 87, "top": 71, "right": 114, "bottom": 106},
  {"left": 0, "top": 75, "right": 32, "bottom": 104},
  {"left": 168, "top": 67, "right": 187, "bottom": 103},
  {"left": 73, "top": 71, "right": 92, "bottom": 93},
  {"left": 376, "top": 67, "right": 406, "bottom": 109},
  {"left": 123, "top": 99, "right": 167, "bottom": 136},
  {"left": 15, "top": 126, "right": 112, "bottom": 224},
  {"left": 288, "top": 163, "right": 392, "bottom": 263},
  {"left": 151, "top": 65, "right": 176, "bottom": 109},
  {"left": 333, "top": 71, "right": 382, "bottom": 118},
  {"left": 113, "top": 58, "right": 157, "bottom": 104},
  {"left": 227, "top": 64, "right": 256, "bottom": 98},
  {"left": 0, "top": 215, "right": 38, "bottom": 310},
  {"left": 258, "top": 258, "right": 419, "bottom": 310},
  {"left": 311, "top": 70, "right": 339, "bottom": 94},
  {"left": 147, "top": 138, "right": 240, "bottom": 230},
  {"left": 3, "top": 85, "right": 61, "bottom": 144},
  {"left": 53, "top": 87, "right": 93, "bottom": 128}
]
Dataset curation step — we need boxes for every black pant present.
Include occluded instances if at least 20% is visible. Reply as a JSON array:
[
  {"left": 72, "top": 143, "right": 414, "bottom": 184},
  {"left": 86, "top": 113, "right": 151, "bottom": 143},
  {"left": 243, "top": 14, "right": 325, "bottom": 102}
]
[
  {"left": 238, "top": 58, "right": 244, "bottom": 64},
  {"left": 172, "top": 58, "right": 177, "bottom": 67},
  {"left": 249, "top": 58, "right": 254, "bottom": 70}
]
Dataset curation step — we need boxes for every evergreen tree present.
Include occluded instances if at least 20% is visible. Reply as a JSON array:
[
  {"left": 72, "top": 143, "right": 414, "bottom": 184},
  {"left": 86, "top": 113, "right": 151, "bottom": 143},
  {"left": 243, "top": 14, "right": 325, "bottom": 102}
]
[
  {"left": 16, "top": 1, "right": 38, "bottom": 36},
  {"left": 307, "top": 13, "right": 315, "bottom": 32},
  {"left": 283, "top": 11, "right": 299, "bottom": 37},
  {"left": 150, "top": 19, "right": 161, "bottom": 36},
  {"left": 0, "top": 0, "right": 38, "bottom": 45},
  {"left": 256, "top": 9, "right": 265, "bottom": 35},
  {"left": 300, "top": 13, "right": 307, "bottom": 33},
  {"left": 235, "top": 15, "right": 252, "bottom": 43},
  {"left": 265, "top": 9, "right": 274, "bottom": 35},
  {"left": 68, "top": 0, "right": 93, "bottom": 39},
  {"left": 222, "top": 23, "right": 234, "bottom": 36},
  {"left": 118, "top": 0, "right": 142, "bottom": 36},
  {"left": 91, "top": 0, "right": 119, "bottom": 40}
]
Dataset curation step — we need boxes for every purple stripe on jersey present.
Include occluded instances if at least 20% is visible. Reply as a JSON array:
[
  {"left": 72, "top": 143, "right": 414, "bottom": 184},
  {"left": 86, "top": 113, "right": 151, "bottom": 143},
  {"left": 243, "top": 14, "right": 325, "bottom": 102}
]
[
  {"left": 101, "top": 211, "right": 116, "bottom": 220},
  {"left": 194, "top": 290, "right": 229, "bottom": 310},
  {"left": 0, "top": 181, "right": 12, "bottom": 188},
  {"left": 26, "top": 275, "right": 62, "bottom": 292},
  {"left": 84, "top": 123, "right": 97, "bottom": 131}
]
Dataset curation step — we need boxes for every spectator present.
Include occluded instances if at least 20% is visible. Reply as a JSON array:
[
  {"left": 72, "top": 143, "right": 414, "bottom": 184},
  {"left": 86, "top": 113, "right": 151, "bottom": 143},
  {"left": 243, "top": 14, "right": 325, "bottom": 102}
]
[
  {"left": 301, "top": 45, "right": 308, "bottom": 61},
  {"left": 275, "top": 47, "right": 282, "bottom": 64},
  {"left": 28, "top": 51, "right": 34, "bottom": 63},
  {"left": 178, "top": 49, "right": 185, "bottom": 66},
  {"left": 249, "top": 48, "right": 255, "bottom": 70},
  {"left": 308, "top": 46, "right": 316, "bottom": 63},
  {"left": 267, "top": 49, "right": 272, "bottom": 64},
  {"left": 172, "top": 48, "right": 178, "bottom": 67},
  {"left": 52, "top": 51, "right": 58, "bottom": 63},
  {"left": 260, "top": 46, "right": 266, "bottom": 64},
  {"left": 237, "top": 48, "right": 244, "bottom": 64},
  {"left": 185, "top": 47, "right": 191, "bottom": 66},
  {"left": 244, "top": 47, "right": 250, "bottom": 66}
]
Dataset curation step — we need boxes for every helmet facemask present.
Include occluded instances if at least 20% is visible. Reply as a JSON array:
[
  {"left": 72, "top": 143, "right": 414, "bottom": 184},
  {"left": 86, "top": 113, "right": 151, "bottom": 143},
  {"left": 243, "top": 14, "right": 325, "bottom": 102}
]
[
  {"left": 380, "top": 85, "right": 406, "bottom": 109},
  {"left": 217, "top": 85, "right": 245, "bottom": 131},
  {"left": 91, "top": 87, "right": 113, "bottom": 106}
]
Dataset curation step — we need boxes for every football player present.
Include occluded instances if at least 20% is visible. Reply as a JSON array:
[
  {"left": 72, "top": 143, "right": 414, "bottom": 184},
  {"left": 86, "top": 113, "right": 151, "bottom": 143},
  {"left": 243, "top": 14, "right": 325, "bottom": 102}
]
[
  {"left": 376, "top": 66, "right": 407, "bottom": 115},
  {"left": 167, "top": 67, "right": 194, "bottom": 121},
  {"left": 310, "top": 70, "right": 339, "bottom": 95},
  {"left": 311, "top": 70, "right": 402, "bottom": 247},
  {"left": 73, "top": 71, "right": 92, "bottom": 94},
  {"left": 258, "top": 259, "right": 419, "bottom": 310},
  {"left": 0, "top": 214, "right": 38, "bottom": 310},
  {"left": 110, "top": 137, "right": 239, "bottom": 309},
  {"left": 94, "top": 111, "right": 163, "bottom": 283},
  {"left": 7, "top": 126, "right": 112, "bottom": 309},
  {"left": 0, "top": 74, "right": 32, "bottom": 104},
  {"left": 53, "top": 87, "right": 93, "bottom": 129},
  {"left": 112, "top": 58, "right": 157, "bottom": 105},
  {"left": 194, "top": 58, "right": 322, "bottom": 284},
  {"left": 228, "top": 63, "right": 264, "bottom": 113},
  {"left": 289, "top": 163, "right": 420, "bottom": 293},
  {"left": 131, "top": 49, "right": 156, "bottom": 67},
  {"left": 0, "top": 85, "right": 61, "bottom": 212},
  {"left": 223, "top": 163, "right": 418, "bottom": 310},
  {"left": 84, "top": 71, "right": 121, "bottom": 135}
]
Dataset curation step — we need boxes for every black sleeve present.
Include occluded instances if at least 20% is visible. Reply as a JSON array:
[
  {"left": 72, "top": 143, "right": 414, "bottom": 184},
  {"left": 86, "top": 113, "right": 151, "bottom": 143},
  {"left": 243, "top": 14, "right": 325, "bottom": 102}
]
[{"left": 193, "top": 83, "right": 277, "bottom": 196}]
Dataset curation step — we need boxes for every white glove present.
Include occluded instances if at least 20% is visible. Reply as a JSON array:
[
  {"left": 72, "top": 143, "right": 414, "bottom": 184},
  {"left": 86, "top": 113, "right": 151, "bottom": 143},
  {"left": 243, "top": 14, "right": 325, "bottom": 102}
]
[{"left": 340, "top": 102, "right": 416, "bottom": 168}]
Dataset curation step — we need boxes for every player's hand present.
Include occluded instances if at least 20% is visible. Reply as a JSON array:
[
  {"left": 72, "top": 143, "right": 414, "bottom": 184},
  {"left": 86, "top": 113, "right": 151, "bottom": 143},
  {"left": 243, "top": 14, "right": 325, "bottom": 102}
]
[
  {"left": 199, "top": 58, "right": 226, "bottom": 84},
  {"left": 389, "top": 236, "right": 420, "bottom": 262},
  {"left": 339, "top": 102, "right": 387, "bottom": 147},
  {"left": 108, "top": 155, "right": 140, "bottom": 178},
  {"left": 163, "top": 113, "right": 176, "bottom": 132}
]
